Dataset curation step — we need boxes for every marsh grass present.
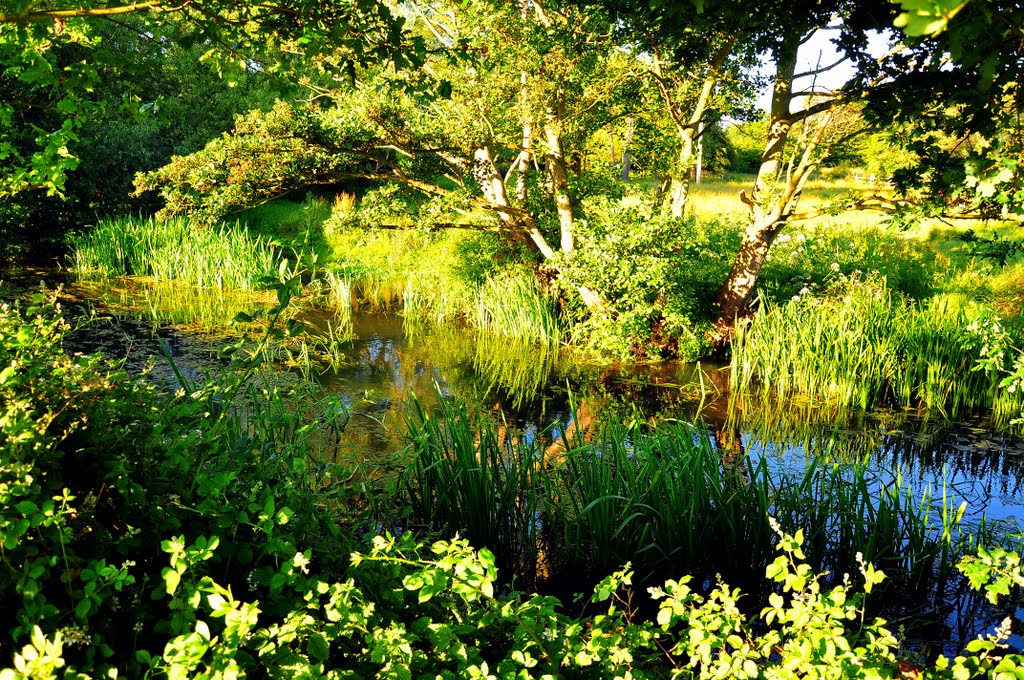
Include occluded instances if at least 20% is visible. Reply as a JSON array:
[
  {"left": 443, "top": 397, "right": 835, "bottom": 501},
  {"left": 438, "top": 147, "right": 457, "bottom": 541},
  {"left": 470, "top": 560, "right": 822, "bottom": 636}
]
[
  {"left": 400, "top": 397, "right": 977, "bottom": 600},
  {"left": 402, "top": 397, "right": 544, "bottom": 574},
  {"left": 731, "top": 278, "right": 1024, "bottom": 419},
  {"left": 475, "top": 274, "right": 561, "bottom": 347},
  {"left": 323, "top": 271, "right": 354, "bottom": 321},
  {"left": 69, "top": 216, "right": 280, "bottom": 289}
]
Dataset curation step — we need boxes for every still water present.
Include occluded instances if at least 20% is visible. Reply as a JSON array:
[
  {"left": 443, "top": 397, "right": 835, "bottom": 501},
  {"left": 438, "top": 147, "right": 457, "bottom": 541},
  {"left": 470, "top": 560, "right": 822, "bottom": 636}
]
[
  {"left": 13, "top": 272, "right": 1024, "bottom": 649},
  {"left": 62, "top": 275, "right": 1024, "bottom": 528}
]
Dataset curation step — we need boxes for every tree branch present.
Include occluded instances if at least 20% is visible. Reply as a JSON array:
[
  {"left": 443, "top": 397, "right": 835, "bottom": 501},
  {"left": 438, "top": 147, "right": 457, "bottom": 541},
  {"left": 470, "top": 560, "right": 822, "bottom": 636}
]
[{"left": 1, "top": 1, "right": 165, "bottom": 22}]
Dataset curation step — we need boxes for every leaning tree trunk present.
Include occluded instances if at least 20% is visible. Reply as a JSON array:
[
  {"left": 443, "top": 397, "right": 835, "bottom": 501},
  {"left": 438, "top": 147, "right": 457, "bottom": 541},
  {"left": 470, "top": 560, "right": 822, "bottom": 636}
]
[
  {"left": 711, "top": 220, "right": 784, "bottom": 345},
  {"left": 709, "top": 31, "right": 803, "bottom": 351}
]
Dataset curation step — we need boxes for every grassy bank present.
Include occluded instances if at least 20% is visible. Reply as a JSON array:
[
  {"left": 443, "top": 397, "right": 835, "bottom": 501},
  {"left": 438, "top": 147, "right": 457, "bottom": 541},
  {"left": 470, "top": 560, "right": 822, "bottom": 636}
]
[
  {"left": 731, "top": 276, "right": 1024, "bottom": 422},
  {"left": 69, "top": 211, "right": 564, "bottom": 347},
  {"left": 66, "top": 194, "right": 1024, "bottom": 420}
]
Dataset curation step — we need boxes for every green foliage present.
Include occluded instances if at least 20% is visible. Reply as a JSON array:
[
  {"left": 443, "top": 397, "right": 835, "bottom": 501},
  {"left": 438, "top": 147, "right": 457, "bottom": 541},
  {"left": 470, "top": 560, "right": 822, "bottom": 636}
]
[
  {"left": 0, "top": 292, "right": 368, "bottom": 676},
  {"left": 5, "top": 295, "right": 1024, "bottom": 678},
  {"left": 0, "top": 0, "right": 421, "bottom": 199},
  {"left": 557, "top": 196, "right": 736, "bottom": 360},
  {"left": 731, "top": 275, "right": 1024, "bottom": 420},
  {"left": 758, "top": 223, "right": 939, "bottom": 303},
  {"left": 68, "top": 215, "right": 281, "bottom": 289}
]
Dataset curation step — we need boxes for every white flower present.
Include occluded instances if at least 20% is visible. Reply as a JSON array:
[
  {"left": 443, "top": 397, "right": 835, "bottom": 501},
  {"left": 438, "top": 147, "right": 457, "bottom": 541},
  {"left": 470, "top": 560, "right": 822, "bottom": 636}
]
[
  {"left": 800, "top": 287, "right": 810, "bottom": 295},
  {"left": 791, "top": 295, "right": 801, "bottom": 302},
  {"left": 830, "top": 262, "right": 841, "bottom": 272}
]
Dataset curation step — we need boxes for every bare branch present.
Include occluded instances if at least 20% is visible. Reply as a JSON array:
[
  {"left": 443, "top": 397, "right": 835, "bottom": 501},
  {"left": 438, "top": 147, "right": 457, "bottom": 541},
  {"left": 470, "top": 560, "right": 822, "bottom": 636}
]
[{"left": 794, "top": 55, "right": 850, "bottom": 79}]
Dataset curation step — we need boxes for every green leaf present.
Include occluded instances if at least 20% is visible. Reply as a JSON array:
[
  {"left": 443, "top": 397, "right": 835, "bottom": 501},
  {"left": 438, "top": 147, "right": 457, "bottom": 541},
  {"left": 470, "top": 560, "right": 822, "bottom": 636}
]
[
  {"left": 307, "top": 633, "right": 330, "bottom": 662},
  {"left": 163, "top": 568, "right": 181, "bottom": 596}
]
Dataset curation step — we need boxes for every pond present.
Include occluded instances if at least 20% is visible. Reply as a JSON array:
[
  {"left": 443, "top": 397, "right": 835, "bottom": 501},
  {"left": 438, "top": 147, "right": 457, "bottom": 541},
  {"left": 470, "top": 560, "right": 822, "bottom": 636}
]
[{"left": 5, "top": 268, "right": 1024, "bottom": 652}]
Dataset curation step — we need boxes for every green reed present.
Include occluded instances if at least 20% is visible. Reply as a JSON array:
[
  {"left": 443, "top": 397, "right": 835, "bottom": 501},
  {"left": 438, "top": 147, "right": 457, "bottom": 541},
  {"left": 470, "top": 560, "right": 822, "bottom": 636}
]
[
  {"left": 474, "top": 274, "right": 561, "bottom": 347},
  {"left": 731, "top": 279, "right": 1023, "bottom": 419},
  {"left": 401, "top": 397, "right": 545, "bottom": 574},
  {"left": 69, "top": 215, "right": 280, "bottom": 290},
  {"left": 323, "top": 271, "right": 354, "bottom": 323},
  {"left": 399, "top": 398, "right": 978, "bottom": 598}
]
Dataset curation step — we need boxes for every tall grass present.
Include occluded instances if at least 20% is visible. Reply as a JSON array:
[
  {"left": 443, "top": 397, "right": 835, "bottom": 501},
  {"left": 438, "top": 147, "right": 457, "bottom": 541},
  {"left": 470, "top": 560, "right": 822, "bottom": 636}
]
[
  {"left": 69, "top": 215, "right": 280, "bottom": 290},
  {"left": 474, "top": 274, "right": 561, "bottom": 347},
  {"left": 399, "top": 396, "right": 981, "bottom": 601},
  {"left": 402, "top": 398, "right": 544, "bottom": 574},
  {"left": 731, "top": 277, "right": 1024, "bottom": 419},
  {"left": 323, "top": 271, "right": 354, "bottom": 323}
]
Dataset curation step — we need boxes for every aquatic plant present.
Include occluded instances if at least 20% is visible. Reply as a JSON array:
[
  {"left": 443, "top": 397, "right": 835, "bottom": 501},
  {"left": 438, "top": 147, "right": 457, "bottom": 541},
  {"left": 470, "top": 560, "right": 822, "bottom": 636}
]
[
  {"left": 402, "top": 397, "right": 544, "bottom": 574},
  {"left": 731, "top": 276, "right": 1024, "bottom": 420},
  {"left": 474, "top": 273, "right": 561, "bottom": 347},
  {"left": 68, "top": 215, "right": 280, "bottom": 289},
  {"left": 400, "top": 396, "right": 979, "bottom": 604}
]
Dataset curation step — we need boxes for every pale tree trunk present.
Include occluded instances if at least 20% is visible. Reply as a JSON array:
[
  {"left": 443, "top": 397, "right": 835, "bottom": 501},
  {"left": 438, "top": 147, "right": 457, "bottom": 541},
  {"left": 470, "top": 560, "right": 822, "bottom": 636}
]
[
  {"left": 667, "top": 133, "right": 694, "bottom": 218},
  {"left": 711, "top": 31, "right": 835, "bottom": 349},
  {"left": 650, "top": 37, "right": 736, "bottom": 219},
  {"left": 515, "top": 118, "right": 532, "bottom": 203},
  {"left": 544, "top": 111, "right": 576, "bottom": 253},
  {"left": 621, "top": 117, "right": 633, "bottom": 181},
  {"left": 695, "top": 121, "right": 704, "bottom": 184}
]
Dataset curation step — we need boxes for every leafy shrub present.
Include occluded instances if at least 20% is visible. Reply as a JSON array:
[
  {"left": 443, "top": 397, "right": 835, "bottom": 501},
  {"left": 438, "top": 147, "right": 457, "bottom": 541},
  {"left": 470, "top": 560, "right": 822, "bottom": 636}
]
[
  {"left": 758, "top": 223, "right": 939, "bottom": 303},
  {"left": 0, "top": 295, "right": 364, "bottom": 677},
  {"left": 556, "top": 196, "right": 738, "bottom": 360}
]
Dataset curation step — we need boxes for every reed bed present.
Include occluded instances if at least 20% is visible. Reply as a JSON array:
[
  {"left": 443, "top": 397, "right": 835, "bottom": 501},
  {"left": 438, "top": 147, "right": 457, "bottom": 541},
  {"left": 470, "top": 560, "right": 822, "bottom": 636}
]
[
  {"left": 399, "top": 398, "right": 978, "bottom": 599},
  {"left": 323, "top": 271, "right": 354, "bottom": 323},
  {"left": 69, "top": 215, "right": 280, "bottom": 290},
  {"left": 474, "top": 274, "right": 561, "bottom": 347},
  {"left": 402, "top": 398, "right": 544, "bottom": 574},
  {"left": 731, "top": 279, "right": 1024, "bottom": 418}
]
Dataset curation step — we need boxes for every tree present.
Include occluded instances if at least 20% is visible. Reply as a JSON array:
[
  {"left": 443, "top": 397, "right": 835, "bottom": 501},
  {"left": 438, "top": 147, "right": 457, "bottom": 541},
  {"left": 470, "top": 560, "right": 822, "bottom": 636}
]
[
  {"left": 867, "top": 0, "right": 1023, "bottom": 220},
  {"left": 0, "top": 0, "right": 422, "bottom": 198},
  {"left": 137, "top": 0, "right": 637, "bottom": 313},
  {"left": 596, "top": 0, "right": 763, "bottom": 217}
]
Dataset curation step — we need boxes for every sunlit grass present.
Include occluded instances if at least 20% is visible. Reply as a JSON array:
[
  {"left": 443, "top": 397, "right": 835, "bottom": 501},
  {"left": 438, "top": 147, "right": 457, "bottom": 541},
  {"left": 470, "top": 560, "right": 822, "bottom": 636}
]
[
  {"left": 474, "top": 274, "right": 561, "bottom": 347},
  {"left": 69, "top": 216, "right": 280, "bottom": 290},
  {"left": 730, "top": 277, "right": 1024, "bottom": 421}
]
